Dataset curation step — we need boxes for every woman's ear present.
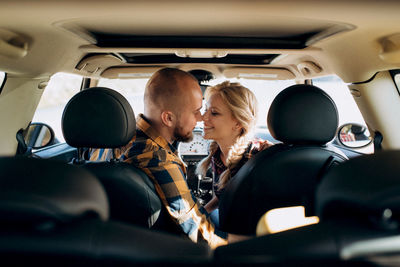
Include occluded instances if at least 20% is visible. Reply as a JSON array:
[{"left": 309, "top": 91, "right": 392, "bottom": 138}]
[
  {"left": 233, "top": 121, "right": 244, "bottom": 135},
  {"left": 233, "top": 121, "right": 241, "bottom": 130},
  {"left": 161, "top": 111, "right": 175, "bottom": 127}
]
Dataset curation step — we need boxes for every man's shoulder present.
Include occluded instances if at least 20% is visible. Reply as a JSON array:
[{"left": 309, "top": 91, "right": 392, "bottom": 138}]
[{"left": 125, "top": 129, "right": 170, "bottom": 165}]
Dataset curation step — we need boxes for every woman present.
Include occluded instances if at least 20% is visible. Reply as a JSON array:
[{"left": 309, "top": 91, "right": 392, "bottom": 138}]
[{"left": 196, "top": 81, "right": 272, "bottom": 226}]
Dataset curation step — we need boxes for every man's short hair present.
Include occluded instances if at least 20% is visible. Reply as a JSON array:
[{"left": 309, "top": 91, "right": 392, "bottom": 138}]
[{"left": 144, "top": 68, "right": 198, "bottom": 111}]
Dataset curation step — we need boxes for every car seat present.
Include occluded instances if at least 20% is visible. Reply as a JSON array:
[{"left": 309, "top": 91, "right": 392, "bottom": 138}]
[
  {"left": 218, "top": 84, "right": 348, "bottom": 235},
  {"left": 214, "top": 150, "right": 400, "bottom": 265},
  {"left": 62, "top": 87, "right": 175, "bottom": 232}
]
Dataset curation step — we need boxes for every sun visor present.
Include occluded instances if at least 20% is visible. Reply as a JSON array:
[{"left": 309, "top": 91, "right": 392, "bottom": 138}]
[
  {"left": 76, "top": 54, "right": 123, "bottom": 76},
  {"left": 223, "top": 67, "right": 295, "bottom": 80}
]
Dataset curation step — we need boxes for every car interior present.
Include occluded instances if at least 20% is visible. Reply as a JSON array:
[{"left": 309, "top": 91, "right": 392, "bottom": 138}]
[{"left": 1, "top": 0, "right": 400, "bottom": 265}]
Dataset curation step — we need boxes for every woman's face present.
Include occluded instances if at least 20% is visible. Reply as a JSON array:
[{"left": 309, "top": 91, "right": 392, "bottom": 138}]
[{"left": 202, "top": 93, "right": 241, "bottom": 142}]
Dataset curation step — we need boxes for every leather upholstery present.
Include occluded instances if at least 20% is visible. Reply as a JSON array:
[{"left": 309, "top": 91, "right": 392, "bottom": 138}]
[
  {"left": 62, "top": 87, "right": 136, "bottom": 148},
  {"left": 84, "top": 161, "right": 163, "bottom": 228},
  {"left": 0, "top": 156, "right": 108, "bottom": 223},
  {"left": 215, "top": 151, "right": 400, "bottom": 264},
  {"left": 219, "top": 84, "right": 346, "bottom": 235},
  {"left": 0, "top": 157, "right": 210, "bottom": 265},
  {"left": 317, "top": 150, "right": 400, "bottom": 222},
  {"left": 268, "top": 84, "right": 338, "bottom": 144},
  {"left": 61, "top": 87, "right": 163, "bottom": 229},
  {"left": 214, "top": 219, "right": 392, "bottom": 264}
]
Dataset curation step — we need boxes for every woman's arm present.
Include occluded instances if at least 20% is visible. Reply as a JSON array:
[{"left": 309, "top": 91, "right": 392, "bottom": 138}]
[{"left": 204, "top": 195, "right": 219, "bottom": 213}]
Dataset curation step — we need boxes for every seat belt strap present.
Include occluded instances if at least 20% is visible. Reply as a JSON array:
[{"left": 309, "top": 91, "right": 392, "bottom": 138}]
[{"left": 374, "top": 131, "right": 383, "bottom": 151}]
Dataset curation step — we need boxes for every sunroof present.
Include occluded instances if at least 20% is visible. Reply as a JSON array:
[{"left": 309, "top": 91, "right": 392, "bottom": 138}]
[
  {"left": 120, "top": 53, "right": 279, "bottom": 65},
  {"left": 92, "top": 33, "right": 318, "bottom": 49}
]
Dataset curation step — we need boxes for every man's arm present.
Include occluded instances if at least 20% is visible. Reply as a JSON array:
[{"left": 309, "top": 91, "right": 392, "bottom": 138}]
[{"left": 139, "top": 159, "right": 228, "bottom": 248}]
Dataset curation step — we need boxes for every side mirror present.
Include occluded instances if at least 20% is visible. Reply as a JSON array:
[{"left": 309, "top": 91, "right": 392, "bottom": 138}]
[
  {"left": 337, "top": 123, "right": 372, "bottom": 149},
  {"left": 24, "top": 123, "right": 55, "bottom": 149}
]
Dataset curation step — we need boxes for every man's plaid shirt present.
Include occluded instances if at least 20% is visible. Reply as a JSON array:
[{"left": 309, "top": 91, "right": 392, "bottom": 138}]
[{"left": 90, "top": 114, "right": 227, "bottom": 248}]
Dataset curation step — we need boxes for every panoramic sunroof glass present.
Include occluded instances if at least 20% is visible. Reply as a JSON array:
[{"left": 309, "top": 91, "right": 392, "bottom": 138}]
[
  {"left": 92, "top": 32, "right": 318, "bottom": 49},
  {"left": 120, "top": 53, "right": 279, "bottom": 65}
]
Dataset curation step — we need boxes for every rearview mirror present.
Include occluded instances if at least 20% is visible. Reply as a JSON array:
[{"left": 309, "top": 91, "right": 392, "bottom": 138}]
[
  {"left": 24, "top": 123, "right": 55, "bottom": 149},
  {"left": 338, "top": 123, "right": 372, "bottom": 148}
]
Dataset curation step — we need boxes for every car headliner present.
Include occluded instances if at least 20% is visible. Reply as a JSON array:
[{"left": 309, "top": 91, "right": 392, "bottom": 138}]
[{"left": 0, "top": 0, "right": 398, "bottom": 82}]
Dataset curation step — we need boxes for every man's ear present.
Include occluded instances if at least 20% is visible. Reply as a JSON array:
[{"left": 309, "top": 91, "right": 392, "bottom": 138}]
[{"left": 160, "top": 111, "right": 175, "bottom": 127}]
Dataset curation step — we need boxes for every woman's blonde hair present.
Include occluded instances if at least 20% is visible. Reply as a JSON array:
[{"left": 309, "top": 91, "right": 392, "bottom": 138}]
[{"left": 196, "top": 81, "right": 258, "bottom": 189}]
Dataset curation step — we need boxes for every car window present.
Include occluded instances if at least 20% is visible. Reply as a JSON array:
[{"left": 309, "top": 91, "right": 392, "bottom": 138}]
[
  {"left": 213, "top": 75, "right": 366, "bottom": 130},
  {"left": 33, "top": 73, "right": 83, "bottom": 142},
  {"left": 313, "top": 75, "right": 373, "bottom": 154},
  {"left": 207, "top": 78, "right": 296, "bottom": 127},
  {"left": 313, "top": 75, "right": 366, "bottom": 127},
  {"left": 98, "top": 77, "right": 296, "bottom": 132},
  {"left": 96, "top": 75, "right": 370, "bottom": 152},
  {"left": 97, "top": 78, "right": 147, "bottom": 116}
]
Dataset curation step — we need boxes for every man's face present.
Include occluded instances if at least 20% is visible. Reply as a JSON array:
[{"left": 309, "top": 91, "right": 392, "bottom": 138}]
[{"left": 173, "top": 78, "right": 203, "bottom": 142}]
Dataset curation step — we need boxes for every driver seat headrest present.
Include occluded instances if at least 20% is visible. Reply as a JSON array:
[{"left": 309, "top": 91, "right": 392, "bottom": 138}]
[
  {"left": 267, "top": 84, "right": 338, "bottom": 145},
  {"left": 0, "top": 157, "right": 109, "bottom": 225},
  {"left": 62, "top": 87, "right": 136, "bottom": 148}
]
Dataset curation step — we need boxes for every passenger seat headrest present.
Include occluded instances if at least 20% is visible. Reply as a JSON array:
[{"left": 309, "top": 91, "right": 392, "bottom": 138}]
[
  {"left": 0, "top": 157, "right": 109, "bottom": 224},
  {"left": 267, "top": 84, "right": 338, "bottom": 145},
  {"left": 62, "top": 87, "right": 136, "bottom": 148},
  {"left": 317, "top": 150, "right": 400, "bottom": 221}
]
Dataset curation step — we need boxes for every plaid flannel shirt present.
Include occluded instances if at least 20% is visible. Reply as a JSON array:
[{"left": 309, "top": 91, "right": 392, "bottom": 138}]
[{"left": 90, "top": 114, "right": 227, "bottom": 248}]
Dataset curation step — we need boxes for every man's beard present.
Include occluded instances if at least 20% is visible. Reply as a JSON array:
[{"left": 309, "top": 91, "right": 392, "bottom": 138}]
[{"left": 173, "top": 125, "right": 193, "bottom": 142}]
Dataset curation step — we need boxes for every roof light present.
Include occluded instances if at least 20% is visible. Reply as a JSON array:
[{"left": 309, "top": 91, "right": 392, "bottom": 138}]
[{"left": 175, "top": 49, "right": 227, "bottom": 58}]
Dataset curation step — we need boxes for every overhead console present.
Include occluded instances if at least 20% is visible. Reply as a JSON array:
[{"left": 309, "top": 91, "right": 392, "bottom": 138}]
[
  {"left": 69, "top": 16, "right": 351, "bottom": 79},
  {"left": 60, "top": 17, "right": 355, "bottom": 50},
  {"left": 61, "top": 17, "right": 355, "bottom": 62}
]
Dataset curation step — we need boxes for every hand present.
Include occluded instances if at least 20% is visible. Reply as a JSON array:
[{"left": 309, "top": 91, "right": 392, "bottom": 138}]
[{"left": 252, "top": 139, "right": 273, "bottom": 151}]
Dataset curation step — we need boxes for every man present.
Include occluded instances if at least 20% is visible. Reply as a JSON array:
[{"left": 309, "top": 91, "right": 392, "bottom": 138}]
[{"left": 91, "top": 68, "right": 227, "bottom": 248}]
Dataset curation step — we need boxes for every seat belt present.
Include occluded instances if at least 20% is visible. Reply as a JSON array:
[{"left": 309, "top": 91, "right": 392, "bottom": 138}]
[
  {"left": 15, "top": 128, "right": 34, "bottom": 156},
  {"left": 373, "top": 131, "right": 383, "bottom": 151}
]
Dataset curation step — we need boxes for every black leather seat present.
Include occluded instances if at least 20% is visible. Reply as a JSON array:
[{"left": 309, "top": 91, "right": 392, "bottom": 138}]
[
  {"left": 219, "top": 84, "right": 348, "bottom": 235},
  {"left": 0, "top": 156, "right": 210, "bottom": 265},
  {"left": 62, "top": 87, "right": 164, "bottom": 229},
  {"left": 215, "top": 150, "right": 400, "bottom": 265}
]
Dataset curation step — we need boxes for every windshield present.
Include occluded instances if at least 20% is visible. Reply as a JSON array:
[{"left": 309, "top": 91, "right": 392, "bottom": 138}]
[
  {"left": 98, "top": 77, "right": 295, "bottom": 128},
  {"left": 98, "top": 75, "right": 365, "bottom": 130}
]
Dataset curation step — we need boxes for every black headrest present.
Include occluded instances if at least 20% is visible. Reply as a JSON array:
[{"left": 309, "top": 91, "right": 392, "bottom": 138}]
[
  {"left": 267, "top": 84, "right": 338, "bottom": 145},
  {"left": 317, "top": 150, "right": 400, "bottom": 221},
  {"left": 0, "top": 157, "right": 108, "bottom": 224},
  {"left": 62, "top": 87, "right": 136, "bottom": 148}
]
